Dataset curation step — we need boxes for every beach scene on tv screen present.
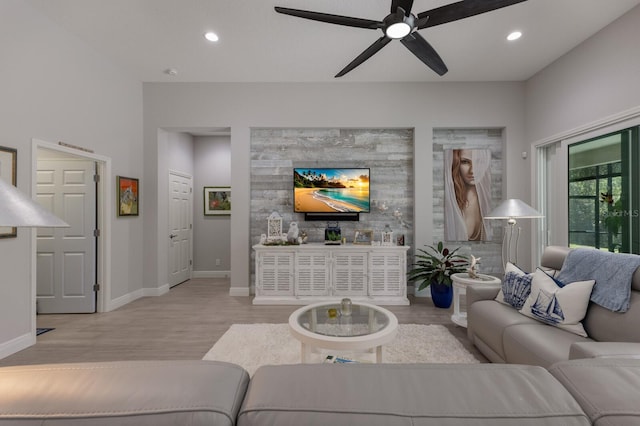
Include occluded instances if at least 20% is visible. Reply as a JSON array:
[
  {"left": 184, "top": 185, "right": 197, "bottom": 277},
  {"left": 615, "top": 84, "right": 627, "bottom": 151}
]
[{"left": 294, "top": 168, "right": 370, "bottom": 213}]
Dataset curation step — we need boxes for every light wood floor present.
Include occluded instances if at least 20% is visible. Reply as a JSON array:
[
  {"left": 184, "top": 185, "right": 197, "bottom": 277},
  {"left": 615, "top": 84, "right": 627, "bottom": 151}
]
[{"left": 0, "top": 278, "right": 487, "bottom": 366}]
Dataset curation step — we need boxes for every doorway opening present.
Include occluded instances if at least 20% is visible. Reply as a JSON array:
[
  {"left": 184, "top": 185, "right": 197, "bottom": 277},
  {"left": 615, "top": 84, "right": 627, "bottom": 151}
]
[{"left": 31, "top": 139, "right": 112, "bottom": 316}]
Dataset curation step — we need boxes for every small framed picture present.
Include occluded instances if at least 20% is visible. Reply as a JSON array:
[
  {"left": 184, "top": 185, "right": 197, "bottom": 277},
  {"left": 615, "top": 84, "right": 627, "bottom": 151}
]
[
  {"left": 353, "top": 229, "right": 373, "bottom": 245},
  {"left": 204, "top": 186, "right": 231, "bottom": 215},
  {"left": 0, "top": 145, "right": 17, "bottom": 238},
  {"left": 117, "top": 176, "right": 139, "bottom": 216}
]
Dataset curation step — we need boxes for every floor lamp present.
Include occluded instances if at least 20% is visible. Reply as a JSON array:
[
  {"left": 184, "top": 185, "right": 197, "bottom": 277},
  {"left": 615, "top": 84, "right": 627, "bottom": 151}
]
[
  {"left": 0, "top": 178, "right": 69, "bottom": 228},
  {"left": 484, "top": 199, "right": 543, "bottom": 268}
]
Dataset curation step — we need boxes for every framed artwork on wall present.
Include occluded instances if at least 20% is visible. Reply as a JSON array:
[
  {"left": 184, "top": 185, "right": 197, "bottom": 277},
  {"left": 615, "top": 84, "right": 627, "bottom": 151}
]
[
  {"left": 117, "top": 176, "right": 139, "bottom": 216},
  {"left": 444, "top": 148, "right": 493, "bottom": 242},
  {"left": 0, "top": 145, "right": 18, "bottom": 238},
  {"left": 204, "top": 186, "right": 231, "bottom": 215}
]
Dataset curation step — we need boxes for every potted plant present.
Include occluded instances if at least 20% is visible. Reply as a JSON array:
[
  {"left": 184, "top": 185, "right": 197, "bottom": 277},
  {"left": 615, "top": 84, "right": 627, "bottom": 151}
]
[{"left": 407, "top": 241, "right": 469, "bottom": 308}]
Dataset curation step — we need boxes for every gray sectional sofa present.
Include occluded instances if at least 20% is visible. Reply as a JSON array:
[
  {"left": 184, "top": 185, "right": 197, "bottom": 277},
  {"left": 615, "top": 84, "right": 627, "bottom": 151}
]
[
  {"left": 2, "top": 245, "right": 640, "bottom": 425},
  {"left": 1, "top": 358, "right": 640, "bottom": 425},
  {"left": 467, "top": 246, "right": 640, "bottom": 367}
]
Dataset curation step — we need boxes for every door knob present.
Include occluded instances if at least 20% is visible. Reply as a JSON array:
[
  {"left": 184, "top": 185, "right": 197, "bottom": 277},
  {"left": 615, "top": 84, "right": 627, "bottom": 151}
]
[{"left": 169, "top": 234, "right": 177, "bottom": 239}]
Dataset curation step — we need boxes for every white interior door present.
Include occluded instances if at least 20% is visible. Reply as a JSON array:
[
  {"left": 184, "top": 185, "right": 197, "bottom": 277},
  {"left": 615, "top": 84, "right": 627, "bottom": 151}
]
[
  {"left": 36, "top": 159, "right": 96, "bottom": 313},
  {"left": 169, "top": 172, "right": 192, "bottom": 287}
]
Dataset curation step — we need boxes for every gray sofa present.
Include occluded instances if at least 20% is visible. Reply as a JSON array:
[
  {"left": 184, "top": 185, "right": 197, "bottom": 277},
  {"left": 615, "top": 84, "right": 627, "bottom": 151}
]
[
  {"left": 467, "top": 245, "right": 640, "bottom": 367},
  {"left": 1, "top": 358, "right": 640, "bottom": 425}
]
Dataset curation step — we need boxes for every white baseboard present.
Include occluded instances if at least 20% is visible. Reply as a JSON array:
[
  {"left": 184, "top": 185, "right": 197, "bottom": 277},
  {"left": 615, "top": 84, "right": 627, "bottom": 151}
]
[
  {"left": 105, "top": 284, "right": 170, "bottom": 312},
  {"left": 229, "top": 286, "right": 250, "bottom": 297},
  {"left": 0, "top": 332, "right": 35, "bottom": 360},
  {"left": 192, "top": 270, "right": 231, "bottom": 279},
  {"left": 143, "top": 284, "right": 170, "bottom": 297}
]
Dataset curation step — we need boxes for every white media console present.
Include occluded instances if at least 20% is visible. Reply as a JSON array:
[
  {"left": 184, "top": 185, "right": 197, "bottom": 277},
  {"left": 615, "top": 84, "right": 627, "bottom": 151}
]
[{"left": 253, "top": 243, "right": 410, "bottom": 305}]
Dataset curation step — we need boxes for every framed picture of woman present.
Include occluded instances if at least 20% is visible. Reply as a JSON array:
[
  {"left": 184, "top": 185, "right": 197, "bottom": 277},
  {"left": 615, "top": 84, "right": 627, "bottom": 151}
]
[{"left": 444, "top": 149, "right": 493, "bottom": 242}]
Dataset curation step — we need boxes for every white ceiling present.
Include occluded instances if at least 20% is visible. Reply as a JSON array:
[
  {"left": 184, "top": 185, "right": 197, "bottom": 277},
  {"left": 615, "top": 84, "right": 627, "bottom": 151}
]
[{"left": 26, "top": 0, "right": 640, "bottom": 83}]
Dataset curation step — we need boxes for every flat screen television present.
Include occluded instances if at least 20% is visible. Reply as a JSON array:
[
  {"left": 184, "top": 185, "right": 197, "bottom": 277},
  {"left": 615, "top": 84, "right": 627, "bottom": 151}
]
[{"left": 293, "top": 168, "right": 370, "bottom": 213}]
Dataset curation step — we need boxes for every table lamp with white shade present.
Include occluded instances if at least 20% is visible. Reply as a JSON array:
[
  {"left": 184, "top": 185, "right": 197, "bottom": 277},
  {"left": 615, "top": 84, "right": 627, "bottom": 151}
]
[
  {"left": 0, "top": 178, "right": 69, "bottom": 228},
  {"left": 484, "top": 199, "right": 543, "bottom": 267}
]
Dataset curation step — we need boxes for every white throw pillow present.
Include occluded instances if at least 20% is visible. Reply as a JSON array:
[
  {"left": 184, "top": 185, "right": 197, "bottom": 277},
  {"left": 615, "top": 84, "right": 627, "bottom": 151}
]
[
  {"left": 496, "top": 262, "right": 533, "bottom": 310},
  {"left": 519, "top": 269, "right": 595, "bottom": 337}
]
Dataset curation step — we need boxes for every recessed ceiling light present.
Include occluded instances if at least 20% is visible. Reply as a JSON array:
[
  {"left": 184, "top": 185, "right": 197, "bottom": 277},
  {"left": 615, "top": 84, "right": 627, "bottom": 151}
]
[
  {"left": 507, "top": 31, "right": 522, "bottom": 41},
  {"left": 164, "top": 68, "right": 178, "bottom": 76},
  {"left": 204, "top": 32, "right": 219, "bottom": 42}
]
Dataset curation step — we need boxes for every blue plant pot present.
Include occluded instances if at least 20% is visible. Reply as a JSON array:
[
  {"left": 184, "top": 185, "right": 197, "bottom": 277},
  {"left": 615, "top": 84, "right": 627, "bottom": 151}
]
[{"left": 430, "top": 282, "right": 453, "bottom": 309}]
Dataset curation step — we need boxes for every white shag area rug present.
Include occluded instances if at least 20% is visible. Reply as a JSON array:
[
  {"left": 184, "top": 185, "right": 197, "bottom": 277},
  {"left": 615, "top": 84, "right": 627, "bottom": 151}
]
[{"left": 203, "top": 323, "right": 479, "bottom": 376}]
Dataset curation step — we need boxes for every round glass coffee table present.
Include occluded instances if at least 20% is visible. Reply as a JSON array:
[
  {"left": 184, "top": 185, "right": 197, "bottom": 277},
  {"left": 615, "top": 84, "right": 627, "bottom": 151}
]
[{"left": 288, "top": 301, "right": 398, "bottom": 363}]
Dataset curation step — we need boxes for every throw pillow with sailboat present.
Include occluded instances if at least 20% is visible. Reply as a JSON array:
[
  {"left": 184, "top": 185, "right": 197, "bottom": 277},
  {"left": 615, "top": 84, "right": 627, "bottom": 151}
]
[{"left": 519, "top": 270, "right": 595, "bottom": 337}]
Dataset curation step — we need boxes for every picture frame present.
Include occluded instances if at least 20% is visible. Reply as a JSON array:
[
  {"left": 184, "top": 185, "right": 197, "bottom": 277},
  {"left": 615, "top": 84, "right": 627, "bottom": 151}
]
[
  {"left": 353, "top": 229, "right": 373, "bottom": 245},
  {"left": 204, "top": 186, "right": 231, "bottom": 215},
  {"left": 117, "top": 176, "right": 139, "bottom": 216},
  {"left": 0, "top": 146, "right": 17, "bottom": 238}
]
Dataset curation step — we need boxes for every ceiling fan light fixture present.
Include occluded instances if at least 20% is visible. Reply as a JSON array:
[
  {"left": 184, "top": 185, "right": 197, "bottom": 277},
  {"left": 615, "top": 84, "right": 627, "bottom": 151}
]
[{"left": 386, "top": 22, "right": 411, "bottom": 39}]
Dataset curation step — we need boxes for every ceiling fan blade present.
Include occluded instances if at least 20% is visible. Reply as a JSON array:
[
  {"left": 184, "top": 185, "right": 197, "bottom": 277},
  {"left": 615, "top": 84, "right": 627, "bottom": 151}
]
[
  {"left": 335, "top": 36, "right": 392, "bottom": 78},
  {"left": 400, "top": 32, "right": 448, "bottom": 76},
  {"left": 391, "top": 0, "right": 414, "bottom": 16},
  {"left": 417, "top": 0, "right": 527, "bottom": 29},
  {"left": 274, "top": 7, "right": 383, "bottom": 30}
]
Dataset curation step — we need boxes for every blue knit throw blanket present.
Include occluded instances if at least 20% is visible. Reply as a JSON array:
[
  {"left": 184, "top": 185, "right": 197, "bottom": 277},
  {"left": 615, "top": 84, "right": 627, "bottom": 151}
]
[{"left": 556, "top": 248, "right": 640, "bottom": 313}]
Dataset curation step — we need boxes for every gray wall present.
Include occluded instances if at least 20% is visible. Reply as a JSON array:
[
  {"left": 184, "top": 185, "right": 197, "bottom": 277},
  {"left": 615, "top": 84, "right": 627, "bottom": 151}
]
[
  {"left": 0, "top": 0, "right": 143, "bottom": 357},
  {"left": 165, "top": 132, "right": 232, "bottom": 274},
  {"left": 143, "top": 82, "right": 528, "bottom": 295},
  {"left": 432, "top": 128, "right": 504, "bottom": 275},
  {"left": 167, "top": 132, "right": 194, "bottom": 176},
  {"left": 525, "top": 5, "right": 640, "bottom": 143},
  {"left": 250, "top": 128, "right": 414, "bottom": 280},
  {"left": 194, "top": 135, "right": 231, "bottom": 274}
]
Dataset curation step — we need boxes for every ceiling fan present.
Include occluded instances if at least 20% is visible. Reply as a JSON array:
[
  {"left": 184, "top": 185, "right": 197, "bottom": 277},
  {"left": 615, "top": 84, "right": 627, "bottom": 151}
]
[{"left": 275, "top": 0, "right": 527, "bottom": 77}]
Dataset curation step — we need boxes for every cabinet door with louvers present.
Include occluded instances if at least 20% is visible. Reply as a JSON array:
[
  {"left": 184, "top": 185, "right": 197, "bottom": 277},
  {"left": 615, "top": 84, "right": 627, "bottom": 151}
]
[
  {"left": 295, "top": 251, "right": 330, "bottom": 296},
  {"left": 256, "top": 251, "right": 294, "bottom": 296},
  {"left": 332, "top": 251, "right": 368, "bottom": 296},
  {"left": 369, "top": 251, "right": 405, "bottom": 296}
]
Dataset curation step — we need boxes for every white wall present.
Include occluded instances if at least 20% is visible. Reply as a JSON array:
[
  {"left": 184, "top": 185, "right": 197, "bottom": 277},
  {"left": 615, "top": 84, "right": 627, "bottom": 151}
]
[
  {"left": 525, "top": 5, "right": 640, "bottom": 143},
  {"left": 143, "top": 82, "right": 528, "bottom": 293},
  {"left": 0, "top": 1, "right": 143, "bottom": 357},
  {"left": 167, "top": 132, "right": 195, "bottom": 176}
]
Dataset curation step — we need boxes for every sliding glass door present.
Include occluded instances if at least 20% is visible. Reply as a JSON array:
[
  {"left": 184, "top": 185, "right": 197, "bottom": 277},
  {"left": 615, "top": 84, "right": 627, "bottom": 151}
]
[{"left": 567, "top": 128, "right": 639, "bottom": 253}]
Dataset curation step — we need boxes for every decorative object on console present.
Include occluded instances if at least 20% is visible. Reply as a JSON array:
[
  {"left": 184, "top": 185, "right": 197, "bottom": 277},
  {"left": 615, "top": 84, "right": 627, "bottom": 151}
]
[
  {"left": 467, "top": 255, "right": 481, "bottom": 279},
  {"left": 353, "top": 229, "right": 373, "bottom": 245},
  {"left": 0, "top": 177, "right": 69, "bottom": 228},
  {"left": 286, "top": 222, "right": 300, "bottom": 244},
  {"left": 267, "top": 212, "right": 283, "bottom": 242},
  {"left": 381, "top": 224, "right": 394, "bottom": 246},
  {"left": 484, "top": 199, "right": 544, "bottom": 267},
  {"left": 324, "top": 221, "right": 341, "bottom": 245},
  {"left": 0, "top": 145, "right": 18, "bottom": 238},
  {"left": 397, "top": 234, "right": 405, "bottom": 246}
]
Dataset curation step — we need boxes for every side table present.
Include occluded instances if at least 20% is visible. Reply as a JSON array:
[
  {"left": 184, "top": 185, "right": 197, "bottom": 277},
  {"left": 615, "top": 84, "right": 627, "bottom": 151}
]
[{"left": 451, "top": 273, "right": 501, "bottom": 327}]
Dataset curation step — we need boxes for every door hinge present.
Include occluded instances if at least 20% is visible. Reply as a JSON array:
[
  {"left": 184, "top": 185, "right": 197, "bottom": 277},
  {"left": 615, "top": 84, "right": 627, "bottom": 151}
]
[
  {"left": 190, "top": 259, "right": 192, "bottom": 266},
  {"left": 190, "top": 223, "right": 192, "bottom": 230},
  {"left": 93, "top": 283, "right": 100, "bottom": 291},
  {"left": 93, "top": 229, "right": 100, "bottom": 237},
  {"left": 93, "top": 174, "right": 100, "bottom": 183}
]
